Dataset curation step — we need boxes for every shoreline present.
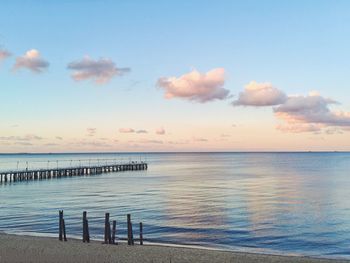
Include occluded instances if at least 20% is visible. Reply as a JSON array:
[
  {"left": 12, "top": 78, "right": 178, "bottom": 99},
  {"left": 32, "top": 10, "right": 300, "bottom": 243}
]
[{"left": 0, "top": 233, "right": 348, "bottom": 263}]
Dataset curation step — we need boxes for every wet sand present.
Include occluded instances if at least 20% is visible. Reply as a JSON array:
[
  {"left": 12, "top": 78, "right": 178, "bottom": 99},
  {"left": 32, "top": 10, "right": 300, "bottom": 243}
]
[{"left": 0, "top": 233, "right": 348, "bottom": 263}]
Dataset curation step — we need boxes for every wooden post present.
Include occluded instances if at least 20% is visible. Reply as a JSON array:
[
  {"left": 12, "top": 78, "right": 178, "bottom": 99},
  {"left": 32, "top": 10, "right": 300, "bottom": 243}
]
[
  {"left": 83, "top": 211, "right": 90, "bottom": 243},
  {"left": 86, "top": 216, "right": 90, "bottom": 242},
  {"left": 104, "top": 213, "right": 111, "bottom": 244},
  {"left": 127, "top": 214, "right": 134, "bottom": 245},
  {"left": 127, "top": 214, "right": 131, "bottom": 245},
  {"left": 108, "top": 219, "right": 112, "bottom": 244},
  {"left": 140, "top": 222, "right": 143, "bottom": 245},
  {"left": 58, "top": 210, "right": 67, "bottom": 241},
  {"left": 63, "top": 218, "right": 67, "bottom": 241},
  {"left": 83, "top": 211, "right": 86, "bottom": 242},
  {"left": 131, "top": 223, "right": 134, "bottom": 245},
  {"left": 112, "top": 220, "right": 117, "bottom": 245},
  {"left": 59, "top": 210, "right": 63, "bottom": 241}
]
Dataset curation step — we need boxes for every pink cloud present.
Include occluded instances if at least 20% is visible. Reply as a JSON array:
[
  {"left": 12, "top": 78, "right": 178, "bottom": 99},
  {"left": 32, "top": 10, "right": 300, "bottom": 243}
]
[
  {"left": 274, "top": 93, "right": 350, "bottom": 133},
  {"left": 119, "top": 128, "right": 135, "bottom": 133},
  {"left": 156, "top": 127, "right": 165, "bottom": 135},
  {"left": 233, "top": 81, "right": 287, "bottom": 106},
  {"left": 136, "top": 129, "right": 148, "bottom": 134},
  {"left": 276, "top": 123, "right": 324, "bottom": 133},
  {"left": 86, "top": 128, "right": 97, "bottom": 137},
  {"left": 129, "top": 139, "right": 163, "bottom": 144},
  {"left": 0, "top": 49, "right": 11, "bottom": 62},
  {"left": 0, "top": 134, "right": 43, "bottom": 142},
  {"left": 67, "top": 56, "right": 130, "bottom": 84},
  {"left": 193, "top": 137, "right": 208, "bottom": 142},
  {"left": 14, "top": 49, "right": 49, "bottom": 73},
  {"left": 168, "top": 140, "right": 189, "bottom": 145},
  {"left": 157, "top": 68, "right": 230, "bottom": 103}
]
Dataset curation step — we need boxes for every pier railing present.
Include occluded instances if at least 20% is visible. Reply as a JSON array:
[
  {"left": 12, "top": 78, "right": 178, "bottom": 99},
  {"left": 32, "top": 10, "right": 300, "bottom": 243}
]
[{"left": 0, "top": 158, "right": 146, "bottom": 172}]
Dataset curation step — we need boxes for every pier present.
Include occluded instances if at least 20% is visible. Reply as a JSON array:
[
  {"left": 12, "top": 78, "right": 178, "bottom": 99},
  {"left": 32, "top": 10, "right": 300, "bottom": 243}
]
[{"left": 0, "top": 160, "right": 148, "bottom": 184}]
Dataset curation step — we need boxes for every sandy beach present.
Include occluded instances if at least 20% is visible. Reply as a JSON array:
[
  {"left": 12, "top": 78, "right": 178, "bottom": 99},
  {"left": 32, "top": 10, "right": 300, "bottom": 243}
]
[{"left": 0, "top": 233, "right": 348, "bottom": 263}]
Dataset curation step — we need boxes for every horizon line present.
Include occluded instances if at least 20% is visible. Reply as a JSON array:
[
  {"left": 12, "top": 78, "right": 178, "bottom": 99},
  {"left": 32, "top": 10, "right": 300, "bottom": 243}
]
[{"left": 0, "top": 150, "right": 349, "bottom": 155}]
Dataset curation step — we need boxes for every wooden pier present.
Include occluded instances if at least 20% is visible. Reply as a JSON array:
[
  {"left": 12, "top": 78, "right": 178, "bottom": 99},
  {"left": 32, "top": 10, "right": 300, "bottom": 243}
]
[{"left": 0, "top": 162, "right": 148, "bottom": 184}]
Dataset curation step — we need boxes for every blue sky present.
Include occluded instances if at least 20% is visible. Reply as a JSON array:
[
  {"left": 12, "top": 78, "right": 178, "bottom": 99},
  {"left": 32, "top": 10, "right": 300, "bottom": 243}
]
[{"left": 1, "top": 0, "right": 350, "bottom": 152}]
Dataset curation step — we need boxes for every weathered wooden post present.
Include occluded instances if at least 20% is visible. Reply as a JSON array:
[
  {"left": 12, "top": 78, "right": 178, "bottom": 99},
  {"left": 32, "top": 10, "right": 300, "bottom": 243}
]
[
  {"left": 112, "top": 220, "right": 117, "bottom": 245},
  {"left": 127, "top": 214, "right": 131, "bottom": 245},
  {"left": 83, "top": 211, "right": 90, "bottom": 243},
  {"left": 63, "top": 218, "right": 67, "bottom": 241},
  {"left": 104, "top": 213, "right": 111, "bottom": 244},
  {"left": 127, "top": 214, "right": 134, "bottom": 245},
  {"left": 59, "top": 210, "right": 67, "bottom": 241},
  {"left": 139, "top": 222, "right": 143, "bottom": 245},
  {"left": 59, "top": 210, "right": 63, "bottom": 241}
]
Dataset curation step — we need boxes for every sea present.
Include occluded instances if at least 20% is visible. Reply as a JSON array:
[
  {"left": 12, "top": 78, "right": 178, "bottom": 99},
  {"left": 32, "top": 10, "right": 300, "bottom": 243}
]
[{"left": 1, "top": 152, "right": 350, "bottom": 259}]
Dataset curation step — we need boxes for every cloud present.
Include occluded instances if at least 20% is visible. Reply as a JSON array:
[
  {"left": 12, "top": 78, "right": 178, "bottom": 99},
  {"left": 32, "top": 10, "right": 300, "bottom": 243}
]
[
  {"left": 193, "top": 137, "right": 208, "bottom": 142},
  {"left": 0, "top": 134, "right": 43, "bottom": 146},
  {"left": 136, "top": 129, "right": 148, "bottom": 134},
  {"left": 144, "top": 140, "right": 163, "bottom": 144},
  {"left": 156, "top": 127, "right": 165, "bottom": 135},
  {"left": 15, "top": 142, "right": 33, "bottom": 146},
  {"left": 234, "top": 80, "right": 350, "bottom": 134},
  {"left": 119, "top": 128, "right": 135, "bottom": 133},
  {"left": 129, "top": 139, "right": 163, "bottom": 144},
  {"left": 13, "top": 49, "right": 49, "bottom": 73},
  {"left": 274, "top": 92, "right": 350, "bottom": 133},
  {"left": 233, "top": 81, "right": 287, "bottom": 106},
  {"left": 157, "top": 68, "right": 230, "bottom": 103},
  {"left": 0, "top": 49, "right": 11, "bottom": 62},
  {"left": 56, "top": 136, "right": 63, "bottom": 140},
  {"left": 168, "top": 140, "right": 189, "bottom": 145},
  {"left": 67, "top": 57, "right": 130, "bottom": 84},
  {"left": 44, "top": 143, "right": 59, "bottom": 146},
  {"left": 0, "top": 134, "right": 43, "bottom": 141},
  {"left": 275, "top": 123, "right": 324, "bottom": 133},
  {"left": 86, "top": 128, "right": 96, "bottom": 137},
  {"left": 325, "top": 128, "right": 343, "bottom": 135},
  {"left": 72, "top": 139, "right": 112, "bottom": 148}
]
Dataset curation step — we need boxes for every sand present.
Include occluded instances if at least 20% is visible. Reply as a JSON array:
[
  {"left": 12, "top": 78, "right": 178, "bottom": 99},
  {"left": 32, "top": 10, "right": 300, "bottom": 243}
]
[{"left": 0, "top": 233, "right": 348, "bottom": 263}]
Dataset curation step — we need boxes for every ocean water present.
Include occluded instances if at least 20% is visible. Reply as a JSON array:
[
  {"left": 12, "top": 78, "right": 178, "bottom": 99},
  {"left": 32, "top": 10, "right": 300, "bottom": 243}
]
[{"left": 1, "top": 152, "right": 350, "bottom": 259}]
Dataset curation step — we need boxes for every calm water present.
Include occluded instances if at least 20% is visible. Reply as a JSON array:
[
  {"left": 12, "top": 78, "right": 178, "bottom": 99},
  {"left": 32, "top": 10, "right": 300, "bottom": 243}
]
[{"left": 1, "top": 152, "right": 350, "bottom": 259}]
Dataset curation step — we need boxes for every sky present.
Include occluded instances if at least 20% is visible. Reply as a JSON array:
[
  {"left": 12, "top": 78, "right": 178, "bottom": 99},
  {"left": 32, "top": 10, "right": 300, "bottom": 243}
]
[{"left": 1, "top": 0, "right": 350, "bottom": 152}]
